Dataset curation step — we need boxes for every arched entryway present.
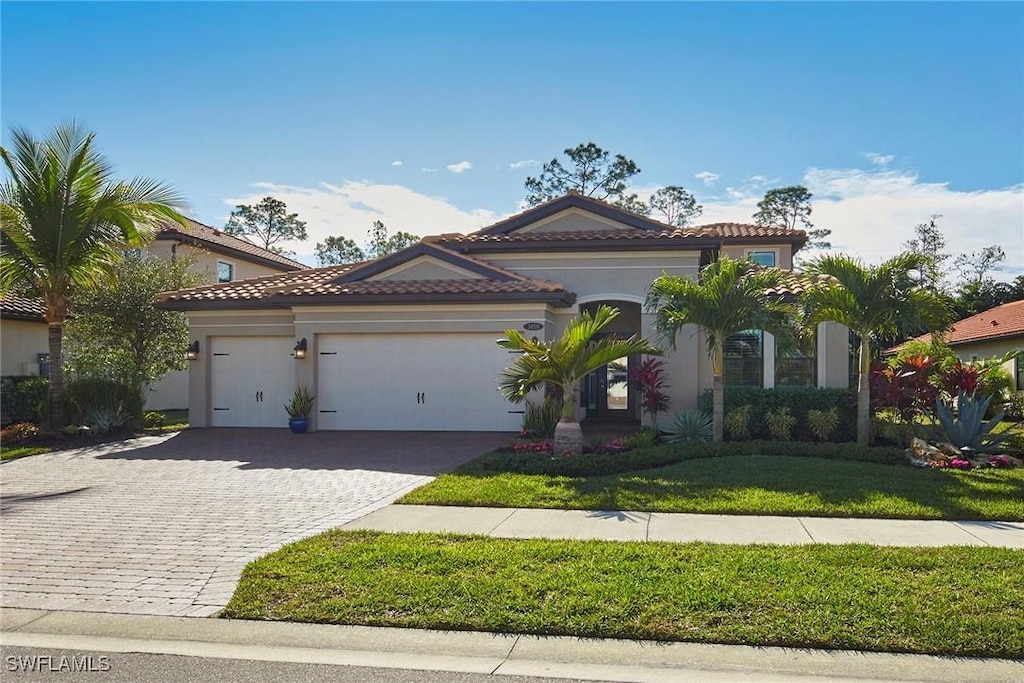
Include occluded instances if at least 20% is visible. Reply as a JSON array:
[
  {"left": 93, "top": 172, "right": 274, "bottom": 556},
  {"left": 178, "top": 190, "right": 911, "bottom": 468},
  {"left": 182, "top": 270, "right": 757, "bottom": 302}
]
[{"left": 579, "top": 299, "right": 643, "bottom": 426}]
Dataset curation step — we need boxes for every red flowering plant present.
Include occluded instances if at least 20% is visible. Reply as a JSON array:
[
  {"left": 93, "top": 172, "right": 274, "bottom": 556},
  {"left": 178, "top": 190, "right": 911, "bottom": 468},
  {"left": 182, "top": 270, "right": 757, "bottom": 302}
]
[
  {"left": 628, "top": 357, "right": 670, "bottom": 430},
  {"left": 870, "top": 354, "right": 939, "bottom": 424},
  {"left": 936, "top": 360, "right": 983, "bottom": 397}
]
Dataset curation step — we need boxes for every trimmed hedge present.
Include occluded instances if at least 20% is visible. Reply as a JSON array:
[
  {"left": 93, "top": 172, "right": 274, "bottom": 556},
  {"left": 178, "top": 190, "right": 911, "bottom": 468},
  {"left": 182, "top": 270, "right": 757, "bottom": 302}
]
[
  {"left": 0, "top": 376, "right": 49, "bottom": 426},
  {"left": 698, "top": 387, "right": 858, "bottom": 442},
  {"left": 456, "top": 440, "right": 907, "bottom": 478},
  {"left": 65, "top": 377, "right": 145, "bottom": 429}
]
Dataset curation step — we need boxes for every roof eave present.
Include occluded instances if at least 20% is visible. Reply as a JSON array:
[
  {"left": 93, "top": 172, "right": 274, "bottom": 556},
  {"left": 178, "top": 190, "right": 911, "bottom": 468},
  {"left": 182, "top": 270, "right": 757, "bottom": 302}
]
[
  {"left": 157, "top": 232, "right": 305, "bottom": 271},
  {"left": 156, "top": 290, "right": 576, "bottom": 312}
]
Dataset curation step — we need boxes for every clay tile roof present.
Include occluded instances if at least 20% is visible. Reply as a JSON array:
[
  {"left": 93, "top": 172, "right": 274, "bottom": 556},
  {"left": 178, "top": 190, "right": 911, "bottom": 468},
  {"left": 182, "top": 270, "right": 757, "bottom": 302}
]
[
  {"left": 762, "top": 272, "right": 835, "bottom": 298},
  {"left": 700, "top": 222, "right": 807, "bottom": 239},
  {"left": 158, "top": 218, "right": 308, "bottom": 270},
  {"left": 0, "top": 295, "right": 45, "bottom": 321},
  {"left": 432, "top": 227, "right": 722, "bottom": 244},
  {"left": 904, "top": 299, "right": 1024, "bottom": 348}
]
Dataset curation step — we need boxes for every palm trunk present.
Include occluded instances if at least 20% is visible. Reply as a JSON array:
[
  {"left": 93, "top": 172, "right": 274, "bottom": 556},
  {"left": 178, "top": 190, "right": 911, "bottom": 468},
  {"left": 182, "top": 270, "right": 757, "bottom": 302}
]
[
  {"left": 48, "top": 321, "right": 65, "bottom": 430},
  {"left": 712, "top": 342, "right": 724, "bottom": 442},
  {"left": 857, "top": 337, "right": 872, "bottom": 446},
  {"left": 554, "top": 380, "right": 583, "bottom": 456}
]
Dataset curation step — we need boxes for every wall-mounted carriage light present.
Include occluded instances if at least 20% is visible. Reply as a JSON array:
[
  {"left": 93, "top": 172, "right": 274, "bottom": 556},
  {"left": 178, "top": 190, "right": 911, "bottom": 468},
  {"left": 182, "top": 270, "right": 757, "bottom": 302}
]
[
  {"left": 292, "top": 337, "right": 308, "bottom": 360},
  {"left": 185, "top": 340, "right": 200, "bottom": 361}
]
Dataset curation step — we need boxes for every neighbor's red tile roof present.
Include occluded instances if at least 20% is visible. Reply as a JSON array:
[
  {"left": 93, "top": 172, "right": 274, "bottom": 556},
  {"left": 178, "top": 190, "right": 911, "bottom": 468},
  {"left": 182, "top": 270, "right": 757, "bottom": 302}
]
[
  {"left": 910, "top": 299, "right": 1024, "bottom": 347},
  {"left": 158, "top": 219, "right": 308, "bottom": 270},
  {"left": 0, "top": 295, "right": 46, "bottom": 321}
]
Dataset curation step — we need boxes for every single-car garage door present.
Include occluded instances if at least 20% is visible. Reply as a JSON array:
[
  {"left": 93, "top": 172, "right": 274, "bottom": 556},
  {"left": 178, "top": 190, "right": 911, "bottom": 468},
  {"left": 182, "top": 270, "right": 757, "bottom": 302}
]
[
  {"left": 317, "top": 333, "right": 521, "bottom": 431},
  {"left": 210, "top": 336, "right": 295, "bottom": 427}
]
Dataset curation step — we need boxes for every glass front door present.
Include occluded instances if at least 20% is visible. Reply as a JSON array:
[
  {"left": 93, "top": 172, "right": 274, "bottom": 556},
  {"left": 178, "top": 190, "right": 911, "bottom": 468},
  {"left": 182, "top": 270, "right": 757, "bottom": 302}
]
[{"left": 583, "top": 355, "right": 631, "bottom": 418}]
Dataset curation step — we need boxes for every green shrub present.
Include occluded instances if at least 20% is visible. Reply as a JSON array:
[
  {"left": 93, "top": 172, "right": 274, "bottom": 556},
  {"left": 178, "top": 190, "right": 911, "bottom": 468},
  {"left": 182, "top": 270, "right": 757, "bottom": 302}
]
[
  {"left": 807, "top": 407, "right": 839, "bottom": 442},
  {"left": 1003, "top": 392, "right": 1024, "bottom": 422},
  {"left": 725, "top": 405, "right": 753, "bottom": 440},
  {"left": 626, "top": 427, "right": 660, "bottom": 450},
  {"left": 663, "top": 410, "right": 713, "bottom": 443},
  {"left": 764, "top": 406, "right": 796, "bottom": 441},
  {"left": 143, "top": 411, "right": 166, "bottom": 429},
  {"left": 1, "top": 376, "right": 49, "bottom": 425},
  {"left": 700, "top": 387, "right": 857, "bottom": 441},
  {"left": 457, "top": 440, "right": 907, "bottom": 478},
  {"left": 65, "top": 378, "right": 144, "bottom": 430},
  {"left": 522, "top": 395, "right": 562, "bottom": 439}
]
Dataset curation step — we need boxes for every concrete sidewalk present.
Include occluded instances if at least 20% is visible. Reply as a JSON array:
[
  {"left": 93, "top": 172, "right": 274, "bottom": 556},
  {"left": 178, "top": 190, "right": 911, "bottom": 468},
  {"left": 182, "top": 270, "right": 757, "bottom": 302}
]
[
  {"left": 3, "top": 608, "right": 1021, "bottom": 683},
  {"left": 342, "top": 504, "right": 1024, "bottom": 548}
]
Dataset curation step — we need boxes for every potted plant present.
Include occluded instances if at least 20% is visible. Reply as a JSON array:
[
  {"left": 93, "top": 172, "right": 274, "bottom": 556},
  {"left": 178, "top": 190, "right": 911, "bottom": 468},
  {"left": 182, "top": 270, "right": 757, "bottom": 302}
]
[{"left": 285, "top": 385, "right": 315, "bottom": 434}]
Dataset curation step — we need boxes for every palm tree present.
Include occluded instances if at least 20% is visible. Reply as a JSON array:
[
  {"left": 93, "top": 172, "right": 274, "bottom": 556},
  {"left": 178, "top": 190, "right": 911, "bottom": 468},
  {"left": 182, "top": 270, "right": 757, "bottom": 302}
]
[
  {"left": 498, "top": 305, "right": 660, "bottom": 455},
  {"left": 646, "top": 255, "right": 797, "bottom": 442},
  {"left": 1, "top": 122, "right": 186, "bottom": 428},
  {"left": 801, "top": 252, "right": 951, "bottom": 446}
]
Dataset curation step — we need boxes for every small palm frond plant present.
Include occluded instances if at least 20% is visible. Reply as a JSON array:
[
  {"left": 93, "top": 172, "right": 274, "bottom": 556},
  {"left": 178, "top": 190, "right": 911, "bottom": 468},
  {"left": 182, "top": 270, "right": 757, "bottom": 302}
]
[
  {"left": 725, "top": 405, "right": 753, "bottom": 441},
  {"left": 765, "top": 406, "right": 797, "bottom": 441},
  {"left": 285, "top": 386, "right": 315, "bottom": 419},
  {"left": 935, "top": 392, "right": 1017, "bottom": 452},
  {"left": 522, "top": 394, "right": 562, "bottom": 439},
  {"left": 663, "top": 410, "right": 713, "bottom": 443},
  {"left": 807, "top": 407, "right": 839, "bottom": 442},
  {"left": 627, "top": 427, "right": 660, "bottom": 449}
]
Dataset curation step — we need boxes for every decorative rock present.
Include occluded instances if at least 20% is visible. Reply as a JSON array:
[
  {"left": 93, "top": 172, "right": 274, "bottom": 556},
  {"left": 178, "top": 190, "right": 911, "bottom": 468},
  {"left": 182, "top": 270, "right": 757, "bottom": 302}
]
[
  {"left": 935, "top": 442, "right": 961, "bottom": 457},
  {"left": 909, "top": 437, "right": 947, "bottom": 463}
]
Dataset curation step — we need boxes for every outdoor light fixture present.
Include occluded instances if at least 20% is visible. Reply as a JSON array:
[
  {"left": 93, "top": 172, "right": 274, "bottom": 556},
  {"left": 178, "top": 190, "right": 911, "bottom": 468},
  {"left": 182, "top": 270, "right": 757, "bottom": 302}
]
[
  {"left": 292, "top": 337, "right": 308, "bottom": 360},
  {"left": 185, "top": 340, "right": 200, "bottom": 361}
]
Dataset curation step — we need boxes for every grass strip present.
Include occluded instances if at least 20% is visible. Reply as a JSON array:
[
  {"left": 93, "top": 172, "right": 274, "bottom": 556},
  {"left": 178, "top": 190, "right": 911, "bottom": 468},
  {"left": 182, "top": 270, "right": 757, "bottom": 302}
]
[
  {"left": 224, "top": 530, "right": 1024, "bottom": 658},
  {"left": 400, "top": 455, "right": 1024, "bottom": 521},
  {"left": 0, "top": 446, "right": 49, "bottom": 461}
]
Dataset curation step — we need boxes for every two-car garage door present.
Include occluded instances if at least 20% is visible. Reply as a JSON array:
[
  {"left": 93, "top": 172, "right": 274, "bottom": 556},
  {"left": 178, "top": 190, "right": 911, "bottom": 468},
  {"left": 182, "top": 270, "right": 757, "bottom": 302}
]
[
  {"left": 208, "top": 333, "right": 521, "bottom": 431},
  {"left": 316, "top": 333, "right": 521, "bottom": 431}
]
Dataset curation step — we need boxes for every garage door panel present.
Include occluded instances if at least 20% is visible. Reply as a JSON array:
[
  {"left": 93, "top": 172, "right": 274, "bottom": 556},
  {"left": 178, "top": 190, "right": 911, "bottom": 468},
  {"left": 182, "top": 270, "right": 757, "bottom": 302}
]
[
  {"left": 210, "top": 337, "right": 294, "bottom": 427},
  {"left": 318, "top": 333, "right": 520, "bottom": 431}
]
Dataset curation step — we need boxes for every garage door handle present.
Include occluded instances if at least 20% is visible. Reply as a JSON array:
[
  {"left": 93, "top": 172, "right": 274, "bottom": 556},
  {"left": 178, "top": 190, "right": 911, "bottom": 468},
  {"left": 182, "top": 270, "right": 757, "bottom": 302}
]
[
  {"left": 213, "top": 408, "right": 229, "bottom": 411},
  {"left": 319, "top": 410, "right": 337, "bottom": 413}
]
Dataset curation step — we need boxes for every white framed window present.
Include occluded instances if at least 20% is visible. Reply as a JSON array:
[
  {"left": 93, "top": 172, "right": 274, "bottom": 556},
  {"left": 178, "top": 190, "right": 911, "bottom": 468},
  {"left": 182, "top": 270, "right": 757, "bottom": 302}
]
[
  {"left": 746, "top": 250, "right": 777, "bottom": 268},
  {"left": 217, "top": 261, "right": 235, "bottom": 283}
]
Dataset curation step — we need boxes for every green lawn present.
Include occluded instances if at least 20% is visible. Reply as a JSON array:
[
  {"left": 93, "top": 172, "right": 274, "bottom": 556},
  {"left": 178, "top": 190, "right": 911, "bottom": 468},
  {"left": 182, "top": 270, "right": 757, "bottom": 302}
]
[
  {"left": 224, "top": 530, "right": 1024, "bottom": 658},
  {"left": 0, "top": 446, "right": 49, "bottom": 461},
  {"left": 400, "top": 454, "right": 1024, "bottom": 520}
]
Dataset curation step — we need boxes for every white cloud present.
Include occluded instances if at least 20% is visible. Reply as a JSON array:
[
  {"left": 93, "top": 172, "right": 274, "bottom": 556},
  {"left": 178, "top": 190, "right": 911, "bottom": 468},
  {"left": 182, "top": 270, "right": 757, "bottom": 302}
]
[
  {"left": 695, "top": 171, "right": 720, "bottom": 186},
  {"left": 509, "top": 159, "right": 540, "bottom": 169},
  {"left": 227, "top": 181, "right": 504, "bottom": 265},
  {"left": 391, "top": 160, "right": 403, "bottom": 167},
  {"left": 446, "top": 161, "right": 472, "bottom": 174},
  {"left": 421, "top": 167, "right": 437, "bottom": 173},
  {"left": 862, "top": 152, "right": 895, "bottom": 168},
  {"left": 697, "top": 166, "right": 1024, "bottom": 280}
]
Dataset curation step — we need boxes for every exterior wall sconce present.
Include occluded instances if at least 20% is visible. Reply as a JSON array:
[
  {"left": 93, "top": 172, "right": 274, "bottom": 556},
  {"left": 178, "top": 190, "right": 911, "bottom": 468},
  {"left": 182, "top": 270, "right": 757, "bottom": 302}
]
[
  {"left": 186, "top": 340, "right": 200, "bottom": 361},
  {"left": 292, "top": 338, "right": 308, "bottom": 360}
]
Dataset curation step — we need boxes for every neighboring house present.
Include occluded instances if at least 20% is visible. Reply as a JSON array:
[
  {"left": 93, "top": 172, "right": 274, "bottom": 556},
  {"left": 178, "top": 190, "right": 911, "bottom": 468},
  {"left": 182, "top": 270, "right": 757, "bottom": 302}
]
[
  {"left": 0, "top": 295, "right": 48, "bottom": 378},
  {"left": 0, "top": 218, "right": 307, "bottom": 410},
  {"left": 157, "top": 193, "right": 850, "bottom": 432},
  {"left": 897, "top": 299, "right": 1024, "bottom": 391}
]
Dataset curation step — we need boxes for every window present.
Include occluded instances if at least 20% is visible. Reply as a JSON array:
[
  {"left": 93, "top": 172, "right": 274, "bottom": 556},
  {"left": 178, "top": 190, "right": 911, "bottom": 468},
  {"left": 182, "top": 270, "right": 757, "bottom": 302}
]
[
  {"left": 217, "top": 261, "right": 234, "bottom": 283},
  {"left": 776, "top": 341, "right": 816, "bottom": 388},
  {"left": 724, "top": 330, "right": 763, "bottom": 387},
  {"left": 747, "top": 251, "right": 776, "bottom": 268}
]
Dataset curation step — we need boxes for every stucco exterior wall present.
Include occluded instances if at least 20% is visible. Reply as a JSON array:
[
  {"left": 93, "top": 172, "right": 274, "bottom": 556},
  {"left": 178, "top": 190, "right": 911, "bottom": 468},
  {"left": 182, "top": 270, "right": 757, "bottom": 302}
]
[
  {"left": 0, "top": 319, "right": 48, "bottom": 376},
  {"left": 720, "top": 244, "right": 794, "bottom": 270},
  {"left": 147, "top": 240, "right": 290, "bottom": 283},
  {"left": 949, "top": 336, "right": 1023, "bottom": 391}
]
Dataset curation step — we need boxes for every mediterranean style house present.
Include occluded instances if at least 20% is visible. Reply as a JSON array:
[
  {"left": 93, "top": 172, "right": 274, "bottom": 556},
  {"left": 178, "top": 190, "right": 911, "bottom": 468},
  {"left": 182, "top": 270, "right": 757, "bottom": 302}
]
[
  {"left": 0, "top": 218, "right": 306, "bottom": 410},
  {"left": 157, "top": 193, "right": 850, "bottom": 431}
]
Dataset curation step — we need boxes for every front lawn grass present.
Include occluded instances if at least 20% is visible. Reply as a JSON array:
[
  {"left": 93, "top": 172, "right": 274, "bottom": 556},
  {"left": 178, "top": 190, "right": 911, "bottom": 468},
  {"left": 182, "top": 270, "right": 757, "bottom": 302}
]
[
  {"left": 400, "top": 454, "right": 1024, "bottom": 520},
  {"left": 0, "top": 445, "right": 49, "bottom": 461},
  {"left": 223, "top": 530, "right": 1024, "bottom": 658}
]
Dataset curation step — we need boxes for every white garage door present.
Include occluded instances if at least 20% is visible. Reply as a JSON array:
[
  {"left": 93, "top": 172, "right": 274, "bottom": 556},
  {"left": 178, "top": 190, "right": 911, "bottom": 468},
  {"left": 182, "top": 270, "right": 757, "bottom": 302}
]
[
  {"left": 210, "top": 336, "right": 295, "bottom": 427},
  {"left": 317, "top": 333, "right": 521, "bottom": 431}
]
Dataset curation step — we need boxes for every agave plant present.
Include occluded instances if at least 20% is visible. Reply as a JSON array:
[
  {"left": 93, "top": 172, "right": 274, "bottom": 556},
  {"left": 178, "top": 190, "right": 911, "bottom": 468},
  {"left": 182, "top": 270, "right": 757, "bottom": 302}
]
[
  {"left": 935, "top": 392, "right": 1015, "bottom": 452},
  {"left": 663, "top": 410, "right": 713, "bottom": 443}
]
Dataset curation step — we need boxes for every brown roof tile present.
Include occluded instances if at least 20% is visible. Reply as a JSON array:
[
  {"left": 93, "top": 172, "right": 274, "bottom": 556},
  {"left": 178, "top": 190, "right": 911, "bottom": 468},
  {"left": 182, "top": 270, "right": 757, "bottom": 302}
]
[
  {"left": 905, "top": 299, "right": 1024, "bottom": 348},
  {"left": 0, "top": 295, "right": 45, "bottom": 321},
  {"left": 158, "top": 218, "right": 308, "bottom": 270}
]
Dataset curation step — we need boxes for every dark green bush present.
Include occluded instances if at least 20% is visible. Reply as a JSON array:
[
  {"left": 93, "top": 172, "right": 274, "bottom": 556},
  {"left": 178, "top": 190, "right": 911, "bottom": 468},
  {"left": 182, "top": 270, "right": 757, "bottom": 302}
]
[
  {"left": 699, "top": 387, "right": 858, "bottom": 442},
  {"left": 1, "top": 376, "right": 49, "bottom": 425},
  {"left": 457, "top": 439, "right": 907, "bottom": 477},
  {"left": 65, "top": 378, "right": 144, "bottom": 430}
]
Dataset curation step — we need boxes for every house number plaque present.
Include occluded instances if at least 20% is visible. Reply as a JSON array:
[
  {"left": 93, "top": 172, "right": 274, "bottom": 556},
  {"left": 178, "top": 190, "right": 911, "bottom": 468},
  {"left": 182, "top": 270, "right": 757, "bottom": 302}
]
[{"left": 523, "top": 322, "right": 543, "bottom": 331}]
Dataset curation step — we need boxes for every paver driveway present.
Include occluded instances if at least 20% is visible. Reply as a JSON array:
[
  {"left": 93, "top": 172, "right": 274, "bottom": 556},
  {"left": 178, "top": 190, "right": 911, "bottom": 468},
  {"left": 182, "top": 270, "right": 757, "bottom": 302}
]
[{"left": 1, "top": 429, "right": 507, "bottom": 617}]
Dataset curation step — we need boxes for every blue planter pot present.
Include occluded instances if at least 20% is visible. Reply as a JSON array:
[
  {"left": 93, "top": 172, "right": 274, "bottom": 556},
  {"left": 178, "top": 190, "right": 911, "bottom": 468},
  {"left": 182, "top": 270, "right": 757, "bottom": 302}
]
[{"left": 288, "top": 417, "right": 310, "bottom": 434}]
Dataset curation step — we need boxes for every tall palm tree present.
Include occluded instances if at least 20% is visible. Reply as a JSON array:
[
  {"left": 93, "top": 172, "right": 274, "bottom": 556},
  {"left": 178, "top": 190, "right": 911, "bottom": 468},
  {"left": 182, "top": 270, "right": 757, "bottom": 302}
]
[
  {"left": 498, "top": 305, "right": 660, "bottom": 455},
  {"left": 647, "top": 255, "right": 797, "bottom": 442},
  {"left": 802, "top": 252, "right": 951, "bottom": 445},
  {"left": 1, "top": 122, "right": 186, "bottom": 428}
]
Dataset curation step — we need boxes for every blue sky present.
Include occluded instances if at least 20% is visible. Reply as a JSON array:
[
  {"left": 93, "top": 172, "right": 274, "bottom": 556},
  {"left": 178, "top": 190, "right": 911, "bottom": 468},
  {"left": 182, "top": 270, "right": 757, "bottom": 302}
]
[{"left": 3, "top": 2, "right": 1022, "bottom": 276}]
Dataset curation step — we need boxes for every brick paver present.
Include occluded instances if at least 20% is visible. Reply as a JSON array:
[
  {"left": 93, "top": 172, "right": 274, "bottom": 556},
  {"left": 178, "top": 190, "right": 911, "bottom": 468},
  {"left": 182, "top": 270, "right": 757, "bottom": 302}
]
[{"left": 1, "top": 428, "right": 507, "bottom": 617}]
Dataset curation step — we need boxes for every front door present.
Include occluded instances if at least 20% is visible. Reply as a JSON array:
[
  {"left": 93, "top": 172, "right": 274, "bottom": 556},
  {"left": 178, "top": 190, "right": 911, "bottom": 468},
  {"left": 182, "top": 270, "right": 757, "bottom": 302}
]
[{"left": 582, "top": 355, "right": 631, "bottom": 419}]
